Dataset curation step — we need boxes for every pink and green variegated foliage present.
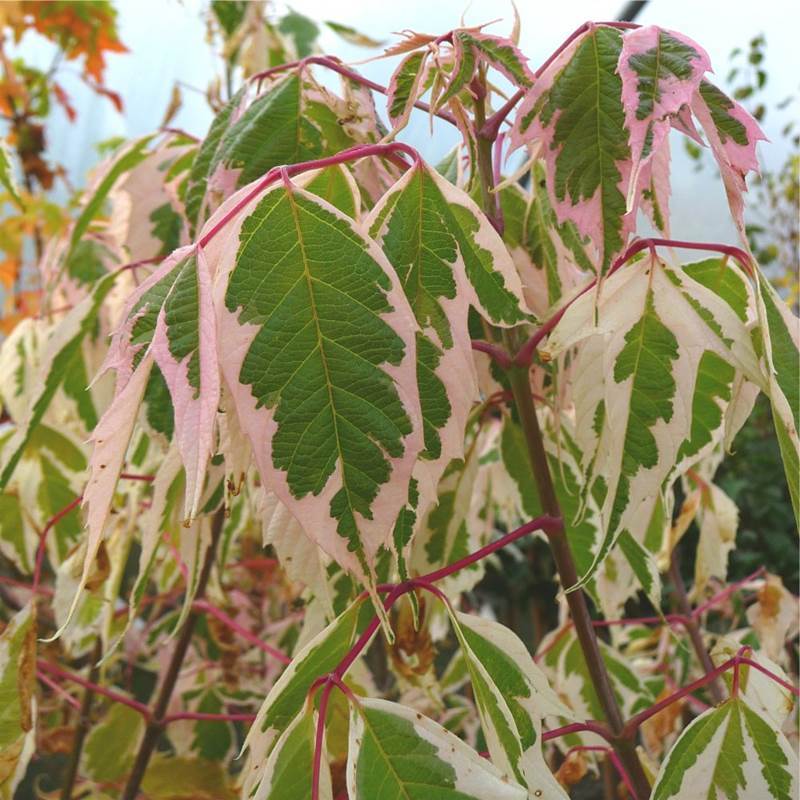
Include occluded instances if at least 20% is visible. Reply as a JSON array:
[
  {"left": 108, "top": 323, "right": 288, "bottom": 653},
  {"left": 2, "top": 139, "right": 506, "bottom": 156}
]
[{"left": 0, "top": 11, "right": 798, "bottom": 800}]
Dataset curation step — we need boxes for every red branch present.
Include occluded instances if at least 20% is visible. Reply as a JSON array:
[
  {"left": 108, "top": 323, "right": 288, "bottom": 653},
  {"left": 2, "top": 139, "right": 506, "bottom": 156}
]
[
  {"left": 471, "top": 339, "right": 513, "bottom": 369},
  {"left": 622, "top": 653, "right": 800, "bottom": 737},
  {"left": 693, "top": 567, "right": 766, "bottom": 619},
  {"left": 543, "top": 721, "right": 612, "bottom": 743},
  {"left": 478, "top": 19, "right": 641, "bottom": 142},
  {"left": 37, "top": 669, "right": 82, "bottom": 712},
  {"left": 535, "top": 21, "right": 639, "bottom": 79},
  {"left": 192, "top": 599, "right": 291, "bottom": 665},
  {"left": 249, "top": 55, "right": 457, "bottom": 127},
  {"left": 32, "top": 495, "right": 82, "bottom": 595},
  {"left": 197, "top": 142, "right": 420, "bottom": 250},
  {"left": 308, "top": 515, "right": 562, "bottom": 800},
  {"left": 311, "top": 681, "right": 335, "bottom": 800},
  {"left": 37, "top": 659, "right": 152, "bottom": 718}
]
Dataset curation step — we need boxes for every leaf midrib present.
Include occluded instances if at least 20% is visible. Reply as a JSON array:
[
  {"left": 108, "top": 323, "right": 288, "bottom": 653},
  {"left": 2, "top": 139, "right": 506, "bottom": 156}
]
[{"left": 283, "top": 186, "right": 359, "bottom": 527}]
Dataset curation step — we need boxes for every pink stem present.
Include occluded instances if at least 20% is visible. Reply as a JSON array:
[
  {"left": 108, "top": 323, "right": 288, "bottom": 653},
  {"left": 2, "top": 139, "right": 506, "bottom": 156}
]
[
  {"left": 192, "top": 599, "right": 290, "bottom": 665},
  {"left": 163, "top": 531, "right": 189, "bottom": 585},
  {"left": 513, "top": 279, "right": 596, "bottom": 366},
  {"left": 739, "top": 656, "right": 800, "bottom": 697},
  {"left": 692, "top": 567, "right": 766, "bottom": 618},
  {"left": 608, "top": 748, "right": 640, "bottom": 800},
  {"left": 119, "top": 472, "right": 155, "bottom": 482},
  {"left": 533, "top": 21, "right": 639, "bottom": 79},
  {"left": 492, "top": 132, "right": 506, "bottom": 185},
  {"left": 250, "top": 55, "right": 457, "bottom": 127},
  {"left": 227, "top": 556, "right": 279, "bottom": 571},
  {"left": 37, "top": 670, "right": 83, "bottom": 711},
  {"left": 160, "top": 126, "right": 200, "bottom": 142},
  {"left": 37, "top": 659, "right": 151, "bottom": 718},
  {"left": 197, "top": 142, "right": 420, "bottom": 250},
  {"left": 514, "top": 237, "right": 756, "bottom": 367},
  {"left": 28, "top": 472, "right": 152, "bottom": 596},
  {"left": 624, "top": 650, "right": 799, "bottom": 737},
  {"left": 471, "top": 339, "right": 513, "bottom": 369},
  {"left": 32, "top": 495, "right": 82, "bottom": 595},
  {"left": 624, "top": 662, "right": 733, "bottom": 735},
  {"left": 418, "top": 515, "right": 562, "bottom": 584},
  {"left": 334, "top": 586, "right": 406, "bottom": 679},
  {"left": 543, "top": 720, "right": 612, "bottom": 743},
  {"left": 328, "top": 673, "right": 360, "bottom": 705},
  {"left": 162, "top": 710, "right": 255, "bottom": 724},
  {"left": 614, "top": 237, "right": 754, "bottom": 276},
  {"left": 311, "top": 681, "right": 334, "bottom": 800},
  {"left": 0, "top": 575, "right": 52, "bottom": 596},
  {"left": 114, "top": 256, "right": 160, "bottom": 274},
  {"left": 481, "top": 94, "right": 523, "bottom": 140}
]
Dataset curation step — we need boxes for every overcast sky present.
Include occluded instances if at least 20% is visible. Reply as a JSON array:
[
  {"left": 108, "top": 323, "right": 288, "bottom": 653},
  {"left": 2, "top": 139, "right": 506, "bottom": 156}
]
[{"left": 13, "top": 0, "right": 800, "bottom": 244}]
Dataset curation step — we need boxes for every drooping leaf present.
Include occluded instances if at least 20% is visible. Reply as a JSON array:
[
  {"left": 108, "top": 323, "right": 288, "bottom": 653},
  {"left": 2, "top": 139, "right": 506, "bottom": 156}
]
[
  {"left": 87, "top": 244, "right": 218, "bottom": 523},
  {"left": 538, "top": 627, "right": 655, "bottom": 733},
  {"left": 59, "top": 352, "right": 155, "bottom": 638},
  {"left": 512, "top": 26, "right": 631, "bottom": 272},
  {"left": 217, "top": 179, "right": 422, "bottom": 580},
  {"left": 141, "top": 755, "right": 237, "bottom": 800},
  {"left": 149, "top": 248, "right": 219, "bottom": 519},
  {"left": 694, "top": 481, "right": 738, "bottom": 593},
  {"left": 347, "top": 698, "right": 527, "bottom": 799},
  {"left": 368, "top": 161, "right": 527, "bottom": 499},
  {"left": 690, "top": 80, "right": 767, "bottom": 242},
  {"left": 410, "top": 449, "right": 479, "bottom": 590},
  {"left": 501, "top": 164, "right": 592, "bottom": 319},
  {"left": 109, "top": 135, "right": 193, "bottom": 262},
  {"left": 617, "top": 26, "right": 710, "bottom": 208},
  {"left": 184, "top": 87, "right": 246, "bottom": 234},
  {"left": 260, "top": 489, "right": 333, "bottom": 617},
  {"left": 544, "top": 256, "right": 760, "bottom": 587},
  {"left": 0, "top": 603, "right": 35, "bottom": 795},
  {"left": 448, "top": 611, "right": 569, "bottom": 797},
  {"left": 440, "top": 31, "right": 533, "bottom": 107},
  {"left": 242, "top": 599, "right": 373, "bottom": 798},
  {"left": 463, "top": 31, "right": 534, "bottom": 88},
  {"left": 0, "top": 271, "right": 117, "bottom": 490},
  {"left": 651, "top": 696, "right": 798, "bottom": 800},
  {"left": 325, "top": 20, "right": 384, "bottom": 49},
  {"left": 68, "top": 136, "right": 153, "bottom": 256},
  {"left": 753, "top": 270, "right": 800, "bottom": 525},
  {"left": 746, "top": 574, "right": 800, "bottom": 663},
  {"left": 82, "top": 703, "right": 144, "bottom": 783},
  {"left": 387, "top": 50, "right": 430, "bottom": 131},
  {"left": 253, "top": 709, "right": 332, "bottom": 800}
]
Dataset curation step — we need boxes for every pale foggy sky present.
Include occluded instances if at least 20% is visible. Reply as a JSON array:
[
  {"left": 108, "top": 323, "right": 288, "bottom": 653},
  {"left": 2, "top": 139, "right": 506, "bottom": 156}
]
[{"left": 14, "top": 0, "right": 800, "bottom": 244}]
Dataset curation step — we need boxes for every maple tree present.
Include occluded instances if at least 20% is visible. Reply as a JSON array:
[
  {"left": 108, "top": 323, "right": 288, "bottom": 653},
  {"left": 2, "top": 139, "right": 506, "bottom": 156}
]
[{"left": 0, "top": 6, "right": 798, "bottom": 800}]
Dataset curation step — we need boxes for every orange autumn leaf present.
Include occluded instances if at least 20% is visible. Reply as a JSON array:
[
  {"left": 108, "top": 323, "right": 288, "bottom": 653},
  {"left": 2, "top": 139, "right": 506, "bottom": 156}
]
[
  {"left": 641, "top": 687, "right": 685, "bottom": 756},
  {"left": 18, "top": 0, "right": 128, "bottom": 84},
  {"left": 52, "top": 81, "right": 76, "bottom": 121},
  {"left": 82, "top": 77, "right": 123, "bottom": 112},
  {"left": 1, "top": 288, "right": 40, "bottom": 334},
  {"left": 555, "top": 750, "right": 588, "bottom": 789},
  {"left": 0, "top": 257, "right": 20, "bottom": 290}
]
